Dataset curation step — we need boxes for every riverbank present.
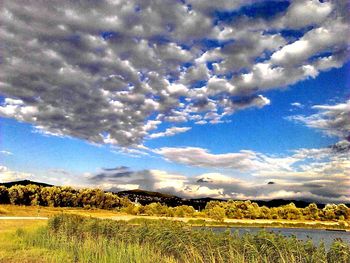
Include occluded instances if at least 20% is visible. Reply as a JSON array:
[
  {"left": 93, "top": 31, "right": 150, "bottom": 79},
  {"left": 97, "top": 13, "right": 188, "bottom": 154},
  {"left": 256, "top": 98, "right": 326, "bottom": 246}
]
[
  {"left": 3, "top": 214, "right": 350, "bottom": 263},
  {"left": 1, "top": 204, "right": 349, "bottom": 231}
]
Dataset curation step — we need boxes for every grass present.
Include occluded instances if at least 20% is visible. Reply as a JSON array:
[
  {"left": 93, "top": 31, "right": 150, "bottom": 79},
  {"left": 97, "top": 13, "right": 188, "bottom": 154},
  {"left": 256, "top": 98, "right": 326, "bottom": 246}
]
[
  {"left": 1, "top": 204, "right": 348, "bottom": 231},
  {"left": 0, "top": 220, "right": 48, "bottom": 262},
  {"left": 0, "top": 219, "right": 176, "bottom": 263},
  {"left": 2, "top": 214, "right": 349, "bottom": 263},
  {"left": 0, "top": 204, "right": 119, "bottom": 218}
]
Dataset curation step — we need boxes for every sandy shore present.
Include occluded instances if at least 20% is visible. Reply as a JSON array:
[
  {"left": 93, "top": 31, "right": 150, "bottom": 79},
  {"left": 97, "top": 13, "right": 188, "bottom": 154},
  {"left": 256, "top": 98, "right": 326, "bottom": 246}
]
[{"left": 108, "top": 214, "right": 343, "bottom": 227}]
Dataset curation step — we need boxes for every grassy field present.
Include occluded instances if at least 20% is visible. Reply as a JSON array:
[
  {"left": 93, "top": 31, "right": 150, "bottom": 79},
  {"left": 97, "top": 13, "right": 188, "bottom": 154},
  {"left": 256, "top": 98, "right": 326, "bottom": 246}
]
[
  {"left": 0, "top": 204, "right": 118, "bottom": 218},
  {"left": 0, "top": 220, "right": 48, "bottom": 262},
  {"left": 0, "top": 214, "right": 349, "bottom": 263},
  {"left": 1, "top": 204, "right": 349, "bottom": 231}
]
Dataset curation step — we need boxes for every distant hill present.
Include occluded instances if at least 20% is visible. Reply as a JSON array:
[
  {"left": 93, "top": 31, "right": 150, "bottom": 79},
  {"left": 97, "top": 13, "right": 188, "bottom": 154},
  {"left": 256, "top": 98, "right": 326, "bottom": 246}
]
[
  {"left": 0, "top": 180, "right": 53, "bottom": 188},
  {"left": 118, "top": 189, "right": 177, "bottom": 199}
]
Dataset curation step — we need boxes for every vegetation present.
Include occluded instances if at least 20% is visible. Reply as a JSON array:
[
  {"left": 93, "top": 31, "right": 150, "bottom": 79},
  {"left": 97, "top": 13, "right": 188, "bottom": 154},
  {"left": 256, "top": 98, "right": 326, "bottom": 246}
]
[
  {"left": 3, "top": 214, "right": 349, "bottom": 263},
  {"left": 122, "top": 200, "right": 349, "bottom": 222},
  {"left": 0, "top": 185, "right": 130, "bottom": 209},
  {"left": 203, "top": 200, "right": 350, "bottom": 221},
  {"left": 1, "top": 184, "right": 350, "bottom": 223}
]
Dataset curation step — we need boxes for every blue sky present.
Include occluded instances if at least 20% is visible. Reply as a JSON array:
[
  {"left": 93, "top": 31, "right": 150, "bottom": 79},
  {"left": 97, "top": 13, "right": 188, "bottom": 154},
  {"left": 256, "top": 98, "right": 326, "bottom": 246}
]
[{"left": 0, "top": 0, "right": 349, "bottom": 202}]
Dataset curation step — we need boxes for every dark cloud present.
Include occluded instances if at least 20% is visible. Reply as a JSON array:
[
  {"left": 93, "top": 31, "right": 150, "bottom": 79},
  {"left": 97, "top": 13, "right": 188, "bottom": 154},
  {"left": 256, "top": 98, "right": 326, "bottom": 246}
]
[
  {"left": 102, "top": 166, "right": 130, "bottom": 172},
  {"left": 89, "top": 166, "right": 134, "bottom": 183}
]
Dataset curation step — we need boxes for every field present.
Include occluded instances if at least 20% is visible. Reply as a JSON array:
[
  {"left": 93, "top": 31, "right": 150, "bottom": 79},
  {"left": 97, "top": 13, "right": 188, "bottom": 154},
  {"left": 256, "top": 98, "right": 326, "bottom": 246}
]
[
  {"left": 1, "top": 204, "right": 348, "bottom": 231},
  {"left": 0, "top": 214, "right": 349, "bottom": 263}
]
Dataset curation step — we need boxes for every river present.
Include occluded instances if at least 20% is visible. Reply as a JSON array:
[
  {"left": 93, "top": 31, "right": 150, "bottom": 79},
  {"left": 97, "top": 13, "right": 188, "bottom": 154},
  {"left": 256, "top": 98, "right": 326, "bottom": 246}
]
[{"left": 200, "top": 227, "right": 350, "bottom": 249}]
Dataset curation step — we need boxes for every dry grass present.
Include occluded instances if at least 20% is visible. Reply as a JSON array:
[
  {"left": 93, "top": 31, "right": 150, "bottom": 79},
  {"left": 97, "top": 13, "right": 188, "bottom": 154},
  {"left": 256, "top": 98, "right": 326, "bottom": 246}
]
[
  {"left": 0, "top": 204, "right": 118, "bottom": 218},
  {"left": 1, "top": 205, "right": 347, "bottom": 230}
]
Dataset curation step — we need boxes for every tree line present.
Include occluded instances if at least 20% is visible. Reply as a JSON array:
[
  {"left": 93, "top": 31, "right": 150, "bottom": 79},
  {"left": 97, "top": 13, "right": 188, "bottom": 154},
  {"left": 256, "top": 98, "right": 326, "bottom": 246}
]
[
  {"left": 0, "top": 184, "right": 349, "bottom": 221},
  {"left": 0, "top": 185, "right": 130, "bottom": 209},
  {"left": 123, "top": 200, "right": 349, "bottom": 221}
]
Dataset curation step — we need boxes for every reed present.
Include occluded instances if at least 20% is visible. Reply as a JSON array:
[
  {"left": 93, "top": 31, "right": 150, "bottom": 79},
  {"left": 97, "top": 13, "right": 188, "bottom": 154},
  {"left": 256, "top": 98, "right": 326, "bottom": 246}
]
[{"left": 14, "top": 214, "right": 350, "bottom": 263}]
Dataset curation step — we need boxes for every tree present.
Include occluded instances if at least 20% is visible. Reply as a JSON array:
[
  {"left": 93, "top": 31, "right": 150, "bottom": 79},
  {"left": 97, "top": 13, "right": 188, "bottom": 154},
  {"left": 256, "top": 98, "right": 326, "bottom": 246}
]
[
  {"left": 0, "top": 186, "right": 9, "bottom": 204},
  {"left": 174, "top": 205, "right": 195, "bottom": 217},
  {"left": 304, "top": 203, "right": 319, "bottom": 220},
  {"left": 323, "top": 204, "right": 336, "bottom": 220},
  {"left": 208, "top": 206, "right": 226, "bottom": 222},
  {"left": 335, "top": 204, "right": 349, "bottom": 220},
  {"left": 8, "top": 185, "right": 39, "bottom": 205}
]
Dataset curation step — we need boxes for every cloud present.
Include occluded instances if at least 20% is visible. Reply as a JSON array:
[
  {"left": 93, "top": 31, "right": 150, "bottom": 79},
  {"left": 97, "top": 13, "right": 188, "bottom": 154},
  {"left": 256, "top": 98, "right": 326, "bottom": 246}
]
[
  {"left": 84, "top": 162, "right": 349, "bottom": 202},
  {"left": 151, "top": 140, "right": 349, "bottom": 202},
  {"left": 0, "top": 166, "right": 33, "bottom": 182},
  {"left": 277, "top": 0, "right": 333, "bottom": 29},
  {"left": 290, "top": 102, "right": 303, "bottom": 108},
  {"left": 154, "top": 146, "right": 297, "bottom": 172},
  {"left": 287, "top": 99, "right": 350, "bottom": 139},
  {"left": 149, "top": 126, "right": 191, "bottom": 139},
  {"left": 0, "top": 0, "right": 347, "bottom": 147}
]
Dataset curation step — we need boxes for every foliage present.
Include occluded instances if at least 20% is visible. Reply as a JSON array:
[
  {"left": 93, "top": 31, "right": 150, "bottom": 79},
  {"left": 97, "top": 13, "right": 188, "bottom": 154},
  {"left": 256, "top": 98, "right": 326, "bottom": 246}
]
[
  {"left": 16, "top": 214, "right": 350, "bottom": 263},
  {"left": 204, "top": 200, "right": 350, "bottom": 221},
  {"left": 1, "top": 184, "right": 350, "bottom": 222},
  {"left": 1, "top": 184, "right": 130, "bottom": 210}
]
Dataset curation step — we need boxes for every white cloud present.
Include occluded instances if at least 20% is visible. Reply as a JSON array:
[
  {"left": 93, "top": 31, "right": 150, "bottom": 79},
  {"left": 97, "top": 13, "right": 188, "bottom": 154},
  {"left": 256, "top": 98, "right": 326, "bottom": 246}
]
[
  {"left": 0, "top": 0, "right": 348, "bottom": 147},
  {"left": 154, "top": 146, "right": 296, "bottom": 172},
  {"left": 288, "top": 99, "right": 350, "bottom": 138},
  {"left": 0, "top": 166, "right": 33, "bottom": 182},
  {"left": 149, "top": 127, "right": 191, "bottom": 139},
  {"left": 291, "top": 102, "right": 303, "bottom": 108},
  {"left": 277, "top": 0, "right": 333, "bottom": 29},
  {"left": 85, "top": 159, "right": 350, "bottom": 202}
]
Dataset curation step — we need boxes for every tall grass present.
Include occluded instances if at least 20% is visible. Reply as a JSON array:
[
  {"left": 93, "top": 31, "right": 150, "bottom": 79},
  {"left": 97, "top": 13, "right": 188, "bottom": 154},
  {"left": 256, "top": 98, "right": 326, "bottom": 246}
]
[{"left": 16, "top": 214, "right": 350, "bottom": 263}]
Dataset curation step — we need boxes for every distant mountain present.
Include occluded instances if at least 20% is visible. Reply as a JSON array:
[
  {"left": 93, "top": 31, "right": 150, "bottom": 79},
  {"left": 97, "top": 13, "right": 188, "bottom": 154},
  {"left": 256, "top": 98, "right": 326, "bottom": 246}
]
[{"left": 0, "top": 179, "right": 53, "bottom": 188}]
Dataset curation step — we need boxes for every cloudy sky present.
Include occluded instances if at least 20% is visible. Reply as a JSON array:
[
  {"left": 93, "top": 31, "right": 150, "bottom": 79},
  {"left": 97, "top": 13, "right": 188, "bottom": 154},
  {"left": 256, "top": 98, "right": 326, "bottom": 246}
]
[{"left": 0, "top": 0, "right": 349, "bottom": 203}]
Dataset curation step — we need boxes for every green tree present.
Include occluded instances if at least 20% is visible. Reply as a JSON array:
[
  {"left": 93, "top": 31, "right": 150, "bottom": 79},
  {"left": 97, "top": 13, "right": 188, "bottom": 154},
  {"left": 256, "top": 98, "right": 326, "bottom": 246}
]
[
  {"left": 208, "top": 206, "right": 226, "bottom": 222},
  {"left": 8, "top": 185, "right": 39, "bottom": 205},
  {"left": 0, "top": 186, "right": 9, "bottom": 204}
]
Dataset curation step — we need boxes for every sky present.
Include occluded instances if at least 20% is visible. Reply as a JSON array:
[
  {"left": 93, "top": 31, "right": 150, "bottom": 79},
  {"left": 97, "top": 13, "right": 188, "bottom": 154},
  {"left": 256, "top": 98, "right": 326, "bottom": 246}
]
[{"left": 0, "top": 0, "right": 349, "bottom": 203}]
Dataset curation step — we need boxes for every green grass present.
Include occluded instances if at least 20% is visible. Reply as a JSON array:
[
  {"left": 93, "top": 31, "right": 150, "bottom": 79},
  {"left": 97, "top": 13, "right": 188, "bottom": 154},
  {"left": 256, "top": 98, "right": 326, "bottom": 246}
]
[
  {"left": 6, "top": 214, "right": 349, "bottom": 263},
  {"left": 0, "top": 220, "right": 48, "bottom": 263}
]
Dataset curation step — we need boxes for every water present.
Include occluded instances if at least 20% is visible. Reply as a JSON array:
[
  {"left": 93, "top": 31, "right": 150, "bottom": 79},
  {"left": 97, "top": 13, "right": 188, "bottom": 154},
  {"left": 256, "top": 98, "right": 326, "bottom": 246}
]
[{"left": 198, "top": 227, "right": 350, "bottom": 249}]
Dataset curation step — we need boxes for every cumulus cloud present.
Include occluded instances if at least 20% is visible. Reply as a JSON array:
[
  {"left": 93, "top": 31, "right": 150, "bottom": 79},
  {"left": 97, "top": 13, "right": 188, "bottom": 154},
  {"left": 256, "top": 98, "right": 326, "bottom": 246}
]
[
  {"left": 0, "top": 0, "right": 348, "bottom": 147},
  {"left": 277, "top": 0, "right": 333, "bottom": 29}
]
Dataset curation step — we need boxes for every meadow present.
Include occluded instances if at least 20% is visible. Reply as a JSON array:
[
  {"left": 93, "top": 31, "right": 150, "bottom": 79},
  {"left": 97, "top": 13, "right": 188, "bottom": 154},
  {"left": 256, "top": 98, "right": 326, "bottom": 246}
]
[{"left": 1, "top": 214, "right": 349, "bottom": 263}]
